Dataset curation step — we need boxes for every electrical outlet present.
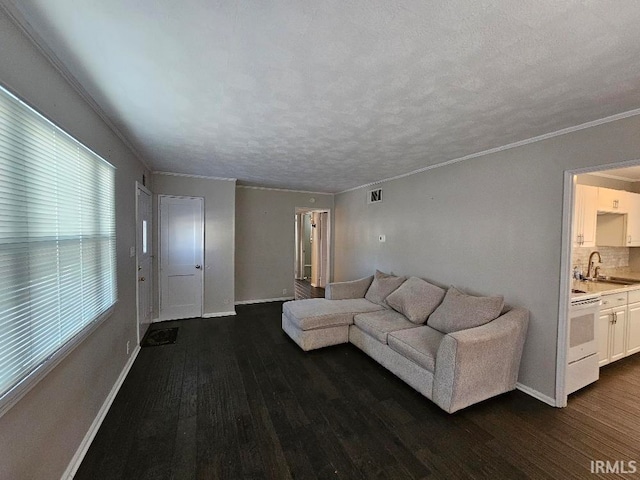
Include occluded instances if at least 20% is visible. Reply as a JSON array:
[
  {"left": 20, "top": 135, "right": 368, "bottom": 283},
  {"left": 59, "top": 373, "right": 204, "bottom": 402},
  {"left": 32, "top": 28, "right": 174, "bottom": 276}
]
[
  {"left": 126, "top": 340, "right": 130, "bottom": 355},
  {"left": 283, "top": 288, "right": 287, "bottom": 295}
]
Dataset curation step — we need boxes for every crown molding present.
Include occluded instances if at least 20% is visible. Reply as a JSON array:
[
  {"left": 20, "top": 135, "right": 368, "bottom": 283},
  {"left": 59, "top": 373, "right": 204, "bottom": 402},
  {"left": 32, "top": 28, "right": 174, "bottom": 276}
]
[
  {"left": 0, "top": 0, "right": 151, "bottom": 170},
  {"left": 152, "top": 171, "right": 237, "bottom": 182},
  {"left": 338, "top": 107, "right": 640, "bottom": 194},
  {"left": 237, "top": 184, "right": 334, "bottom": 195}
]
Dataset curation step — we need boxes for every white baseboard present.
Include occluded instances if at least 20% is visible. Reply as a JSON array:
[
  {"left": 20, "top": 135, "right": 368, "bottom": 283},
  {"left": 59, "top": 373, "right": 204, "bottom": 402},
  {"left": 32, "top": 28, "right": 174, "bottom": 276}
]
[
  {"left": 235, "top": 296, "right": 294, "bottom": 305},
  {"left": 516, "top": 382, "right": 558, "bottom": 407},
  {"left": 202, "top": 311, "right": 236, "bottom": 318},
  {"left": 61, "top": 345, "right": 141, "bottom": 479}
]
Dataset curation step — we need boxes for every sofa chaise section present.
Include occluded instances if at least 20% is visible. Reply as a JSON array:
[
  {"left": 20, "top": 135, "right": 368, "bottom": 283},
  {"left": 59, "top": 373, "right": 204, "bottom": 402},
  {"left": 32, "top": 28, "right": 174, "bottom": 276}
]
[{"left": 282, "top": 296, "right": 384, "bottom": 351}]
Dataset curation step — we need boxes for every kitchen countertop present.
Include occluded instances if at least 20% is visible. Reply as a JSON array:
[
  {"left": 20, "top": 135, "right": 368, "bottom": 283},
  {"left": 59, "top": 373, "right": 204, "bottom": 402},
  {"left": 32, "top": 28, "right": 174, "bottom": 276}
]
[
  {"left": 600, "top": 268, "right": 640, "bottom": 282},
  {"left": 571, "top": 270, "right": 640, "bottom": 299}
]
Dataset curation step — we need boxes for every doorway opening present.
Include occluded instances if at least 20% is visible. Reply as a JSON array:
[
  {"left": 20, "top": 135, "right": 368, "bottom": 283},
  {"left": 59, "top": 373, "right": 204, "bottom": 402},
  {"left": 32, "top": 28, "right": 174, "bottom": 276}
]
[
  {"left": 558, "top": 161, "right": 640, "bottom": 406},
  {"left": 294, "top": 208, "right": 330, "bottom": 300}
]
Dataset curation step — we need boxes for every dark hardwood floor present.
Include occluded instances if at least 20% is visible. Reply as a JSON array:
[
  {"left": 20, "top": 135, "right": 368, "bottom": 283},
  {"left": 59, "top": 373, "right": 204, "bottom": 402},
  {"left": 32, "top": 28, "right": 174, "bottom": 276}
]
[
  {"left": 76, "top": 302, "right": 640, "bottom": 479},
  {"left": 295, "top": 279, "right": 325, "bottom": 300}
]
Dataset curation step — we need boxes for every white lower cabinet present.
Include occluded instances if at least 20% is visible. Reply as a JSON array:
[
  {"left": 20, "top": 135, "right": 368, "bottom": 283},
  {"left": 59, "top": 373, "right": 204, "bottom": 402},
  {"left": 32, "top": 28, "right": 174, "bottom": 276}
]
[
  {"left": 611, "top": 308, "right": 627, "bottom": 363},
  {"left": 627, "top": 302, "right": 640, "bottom": 356},
  {"left": 598, "top": 292, "right": 628, "bottom": 367}
]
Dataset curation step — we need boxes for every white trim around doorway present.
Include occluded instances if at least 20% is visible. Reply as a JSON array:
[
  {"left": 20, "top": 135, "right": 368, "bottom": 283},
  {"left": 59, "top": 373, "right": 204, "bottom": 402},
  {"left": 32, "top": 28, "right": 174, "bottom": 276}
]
[{"left": 295, "top": 208, "right": 332, "bottom": 289}]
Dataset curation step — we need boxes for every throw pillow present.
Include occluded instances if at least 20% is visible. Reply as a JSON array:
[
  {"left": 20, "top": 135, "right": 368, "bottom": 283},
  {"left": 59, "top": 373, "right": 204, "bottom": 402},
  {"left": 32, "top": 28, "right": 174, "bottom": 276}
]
[
  {"left": 427, "top": 286, "right": 504, "bottom": 334},
  {"left": 386, "top": 276, "right": 446, "bottom": 324},
  {"left": 364, "top": 270, "right": 406, "bottom": 306}
]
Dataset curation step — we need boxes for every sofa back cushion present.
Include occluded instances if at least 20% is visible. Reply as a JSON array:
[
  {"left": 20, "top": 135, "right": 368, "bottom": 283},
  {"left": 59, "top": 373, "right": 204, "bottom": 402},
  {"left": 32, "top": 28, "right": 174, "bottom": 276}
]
[
  {"left": 427, "top": 287, "right": 504, "bottom": 334},
  {"left": 386, "top": 276, "right": 446, "bottom": 324},
  {"left": 364, "top": 270, "right": 406, "bottom": 306}
]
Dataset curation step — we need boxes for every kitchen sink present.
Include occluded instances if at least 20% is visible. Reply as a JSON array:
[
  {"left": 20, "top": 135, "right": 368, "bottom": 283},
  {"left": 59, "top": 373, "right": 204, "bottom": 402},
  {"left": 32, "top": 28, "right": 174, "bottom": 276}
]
[{"left": 595, "top": 278, "right": 635, "bottom": 286}]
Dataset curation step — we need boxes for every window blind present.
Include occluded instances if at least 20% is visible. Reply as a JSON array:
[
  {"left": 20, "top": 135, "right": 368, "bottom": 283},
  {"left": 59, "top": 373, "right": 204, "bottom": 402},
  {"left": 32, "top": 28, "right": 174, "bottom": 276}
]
[{"left": 0, "top": 84, "right": 116, "bottom": 408}]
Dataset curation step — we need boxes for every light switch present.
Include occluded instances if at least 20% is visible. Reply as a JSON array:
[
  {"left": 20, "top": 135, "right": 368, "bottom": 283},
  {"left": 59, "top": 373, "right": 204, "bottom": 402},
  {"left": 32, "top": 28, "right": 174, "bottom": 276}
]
[{"left": 378, "top": 235, "right": 386, "bottom": 243}]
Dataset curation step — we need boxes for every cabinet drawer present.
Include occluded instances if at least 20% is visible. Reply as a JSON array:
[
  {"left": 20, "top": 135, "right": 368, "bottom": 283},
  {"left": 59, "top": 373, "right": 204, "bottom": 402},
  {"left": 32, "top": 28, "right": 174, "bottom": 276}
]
[
  {"left": 627, "top": 287, "right": 640, "bottom": 304},
  {"left": 600, "top": 292, "right": 628, "bottom": 309}
]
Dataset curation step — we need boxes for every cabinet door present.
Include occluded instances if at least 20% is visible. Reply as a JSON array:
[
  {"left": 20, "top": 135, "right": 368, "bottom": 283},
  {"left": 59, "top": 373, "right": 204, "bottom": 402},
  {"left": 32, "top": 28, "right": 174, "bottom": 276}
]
[
  {"left": 598, "top": 310, "right": 611, "bottom": 366},
  {"left": 627, "top": 192, "right": 640, "bottom": 246},
  {"left": 574, "top": 184, "right": 598, "bottom": 247},
  {"left": 581, "top": 185, "right": 598, "bottom": 247},
  {"left": 573, "top": 184, "right": 583, "bottom": 247},
  {"left": 627, "top": 302, "right": 640, "bottom": 355},
  {"left": 598, "top": 187, "right": 628, "bottom": 213},
  {"left": 610, "top": 307, "right": 627, "bottom": 362}
]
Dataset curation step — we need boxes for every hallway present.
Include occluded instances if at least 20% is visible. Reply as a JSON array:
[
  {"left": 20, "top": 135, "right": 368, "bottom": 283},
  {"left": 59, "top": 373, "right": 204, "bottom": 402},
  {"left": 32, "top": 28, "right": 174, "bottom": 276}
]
[{"left": 294, "top": 279, "right": 325, "bottom": 300}]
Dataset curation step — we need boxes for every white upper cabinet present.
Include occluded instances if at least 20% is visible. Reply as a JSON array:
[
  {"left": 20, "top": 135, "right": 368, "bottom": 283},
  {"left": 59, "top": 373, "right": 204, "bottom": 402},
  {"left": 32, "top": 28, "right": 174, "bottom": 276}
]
[
  {"left": 573, "top": 184, "right": 598, "bottom": 248},
  {"left": 627, "top": 192, "right": 640, "bottom": 246},
  {"left": 598, "top": 187, "right": 629, "bottom": 213}
]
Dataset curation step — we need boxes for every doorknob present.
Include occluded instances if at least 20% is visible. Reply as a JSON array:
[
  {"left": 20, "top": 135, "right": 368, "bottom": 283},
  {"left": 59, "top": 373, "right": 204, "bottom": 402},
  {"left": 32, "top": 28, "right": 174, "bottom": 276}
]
[
  {"left": 195, "top": 265, "right": 202, "bottom": 269},
  {"left": 139, "top": 277, "right": 145, "bottom": 282}
]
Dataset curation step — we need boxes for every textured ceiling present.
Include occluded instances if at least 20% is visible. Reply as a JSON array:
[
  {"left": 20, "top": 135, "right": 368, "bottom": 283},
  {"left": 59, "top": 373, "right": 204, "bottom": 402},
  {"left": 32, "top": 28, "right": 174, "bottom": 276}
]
[{"left": 5, "top": 0, "right": 640, "bottom": 193}]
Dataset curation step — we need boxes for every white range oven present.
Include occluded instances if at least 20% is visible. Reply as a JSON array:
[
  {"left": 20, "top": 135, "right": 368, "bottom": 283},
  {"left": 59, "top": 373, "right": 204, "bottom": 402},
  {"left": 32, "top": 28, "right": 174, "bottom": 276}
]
[{"left": 566, "top": 292, "right": 601, "bottom": 395}]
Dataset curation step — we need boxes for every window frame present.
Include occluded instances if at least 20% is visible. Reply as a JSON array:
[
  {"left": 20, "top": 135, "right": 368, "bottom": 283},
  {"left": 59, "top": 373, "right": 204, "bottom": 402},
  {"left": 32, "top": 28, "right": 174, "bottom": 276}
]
[{"left": 0, "top": 83, "right": 118, "bottom": 418}]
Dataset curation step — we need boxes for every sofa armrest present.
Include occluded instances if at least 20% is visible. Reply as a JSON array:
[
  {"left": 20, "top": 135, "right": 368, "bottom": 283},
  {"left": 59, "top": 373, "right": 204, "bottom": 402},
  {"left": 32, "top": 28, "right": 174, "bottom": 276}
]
[
  {"left": 432, "top": 307, "right": 529, "bottom": 413},
  {"left": 325, "top": 275, "right": 374, "bottom": 300}
]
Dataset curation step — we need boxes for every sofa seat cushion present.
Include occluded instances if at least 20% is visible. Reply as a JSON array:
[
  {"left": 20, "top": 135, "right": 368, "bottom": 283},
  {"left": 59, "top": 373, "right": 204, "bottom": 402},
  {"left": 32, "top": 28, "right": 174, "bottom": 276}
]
[
  {"left": 388, "top": 326, "right": 445, "bottom": 372},
  {"left": 353, "top": 309, "right": 418, "bottom": 344},
  {"left": 283, "top": 298, "right": 384, "bottom": 331}
]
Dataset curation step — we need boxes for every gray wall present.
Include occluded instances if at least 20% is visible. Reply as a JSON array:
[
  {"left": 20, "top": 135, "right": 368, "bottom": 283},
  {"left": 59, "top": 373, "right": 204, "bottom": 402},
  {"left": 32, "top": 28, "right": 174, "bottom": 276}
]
[
  {"left": 334, "top": 116, "right": 640, "bottom": 400},
  {"left": 0, "top": 7, "right": 147, "bottom": 479},
  {"left": 152, "top": 174, "right": 236, "bottom": 316},
  {"left": 235, "top": 187, "right": 333, "bottom": 302}
]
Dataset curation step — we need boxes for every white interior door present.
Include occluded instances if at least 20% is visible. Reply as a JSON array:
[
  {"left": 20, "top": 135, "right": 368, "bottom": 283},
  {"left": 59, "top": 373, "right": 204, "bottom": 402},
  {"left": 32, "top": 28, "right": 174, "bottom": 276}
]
[
  {"left": 159, "top": 195, "right": 204, "bottom": 320},
  {"left": 294, "top": 214, "right": 302, "bottom": 280},
  {"left": 318, "top": 212, "right": 329, "bottom": 287},
  {"left": 312, "top": 214, "right": 319, "bottom": 285},
  {"left": 310, "top": 211, "right": 330, "bottom": 288},
  {"left": 136, "top": 183, "right": 153, "bottom": 341}
]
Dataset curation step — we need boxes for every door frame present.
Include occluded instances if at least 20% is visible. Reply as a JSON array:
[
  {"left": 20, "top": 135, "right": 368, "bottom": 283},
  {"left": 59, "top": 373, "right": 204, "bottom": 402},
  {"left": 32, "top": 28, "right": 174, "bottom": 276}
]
[
  {"left": 557, "top": 158, "right": 640, "bottom": 407},
  {"left": 158, "top": 194, "right": 205, "bottom": 321},
  {"left": 135, "top": 181, "right": 153, "bottom": 344},
  {"left": 295, "top": 207, "right": 331, "bottom": 288}
]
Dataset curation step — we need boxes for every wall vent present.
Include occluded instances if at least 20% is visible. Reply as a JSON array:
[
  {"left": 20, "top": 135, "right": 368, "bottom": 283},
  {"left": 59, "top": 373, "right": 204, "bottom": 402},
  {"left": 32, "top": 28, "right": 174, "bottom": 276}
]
[{"left": 368, "top": 188, "right": 383, "bottom": 204}]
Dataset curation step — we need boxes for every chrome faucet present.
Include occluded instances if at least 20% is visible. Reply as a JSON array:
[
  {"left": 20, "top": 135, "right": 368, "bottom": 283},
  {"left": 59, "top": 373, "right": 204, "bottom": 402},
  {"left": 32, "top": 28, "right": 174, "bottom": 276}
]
[{"left": 586, "top": 251, "right": 602, "bottom": 279}]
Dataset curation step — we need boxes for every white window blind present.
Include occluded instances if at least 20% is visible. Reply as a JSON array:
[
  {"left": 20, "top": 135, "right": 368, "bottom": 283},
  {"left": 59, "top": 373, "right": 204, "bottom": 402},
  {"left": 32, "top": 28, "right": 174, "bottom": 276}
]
[{"left": 0, "top": 85, "right": 116, "bottom": 410}]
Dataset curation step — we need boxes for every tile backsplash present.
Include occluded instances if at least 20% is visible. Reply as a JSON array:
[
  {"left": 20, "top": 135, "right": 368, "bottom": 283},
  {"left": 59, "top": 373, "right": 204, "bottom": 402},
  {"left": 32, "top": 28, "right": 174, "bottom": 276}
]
[{"left": 572, "top": 246, "right": 629, "bottom": 276}]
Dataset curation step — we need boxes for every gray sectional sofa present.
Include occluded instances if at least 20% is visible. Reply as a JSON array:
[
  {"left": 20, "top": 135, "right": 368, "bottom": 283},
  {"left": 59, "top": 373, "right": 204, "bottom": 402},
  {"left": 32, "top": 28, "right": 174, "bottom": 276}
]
[{"left": 282, "top": 271, "right": 529, "bottom": 413}]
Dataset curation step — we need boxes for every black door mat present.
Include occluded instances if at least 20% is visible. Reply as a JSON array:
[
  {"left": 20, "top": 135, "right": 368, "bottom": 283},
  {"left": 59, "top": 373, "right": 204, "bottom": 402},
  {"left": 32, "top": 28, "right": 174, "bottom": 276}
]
[{"left": 141, "top": 327, "right": 179, "bottom": 347}]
